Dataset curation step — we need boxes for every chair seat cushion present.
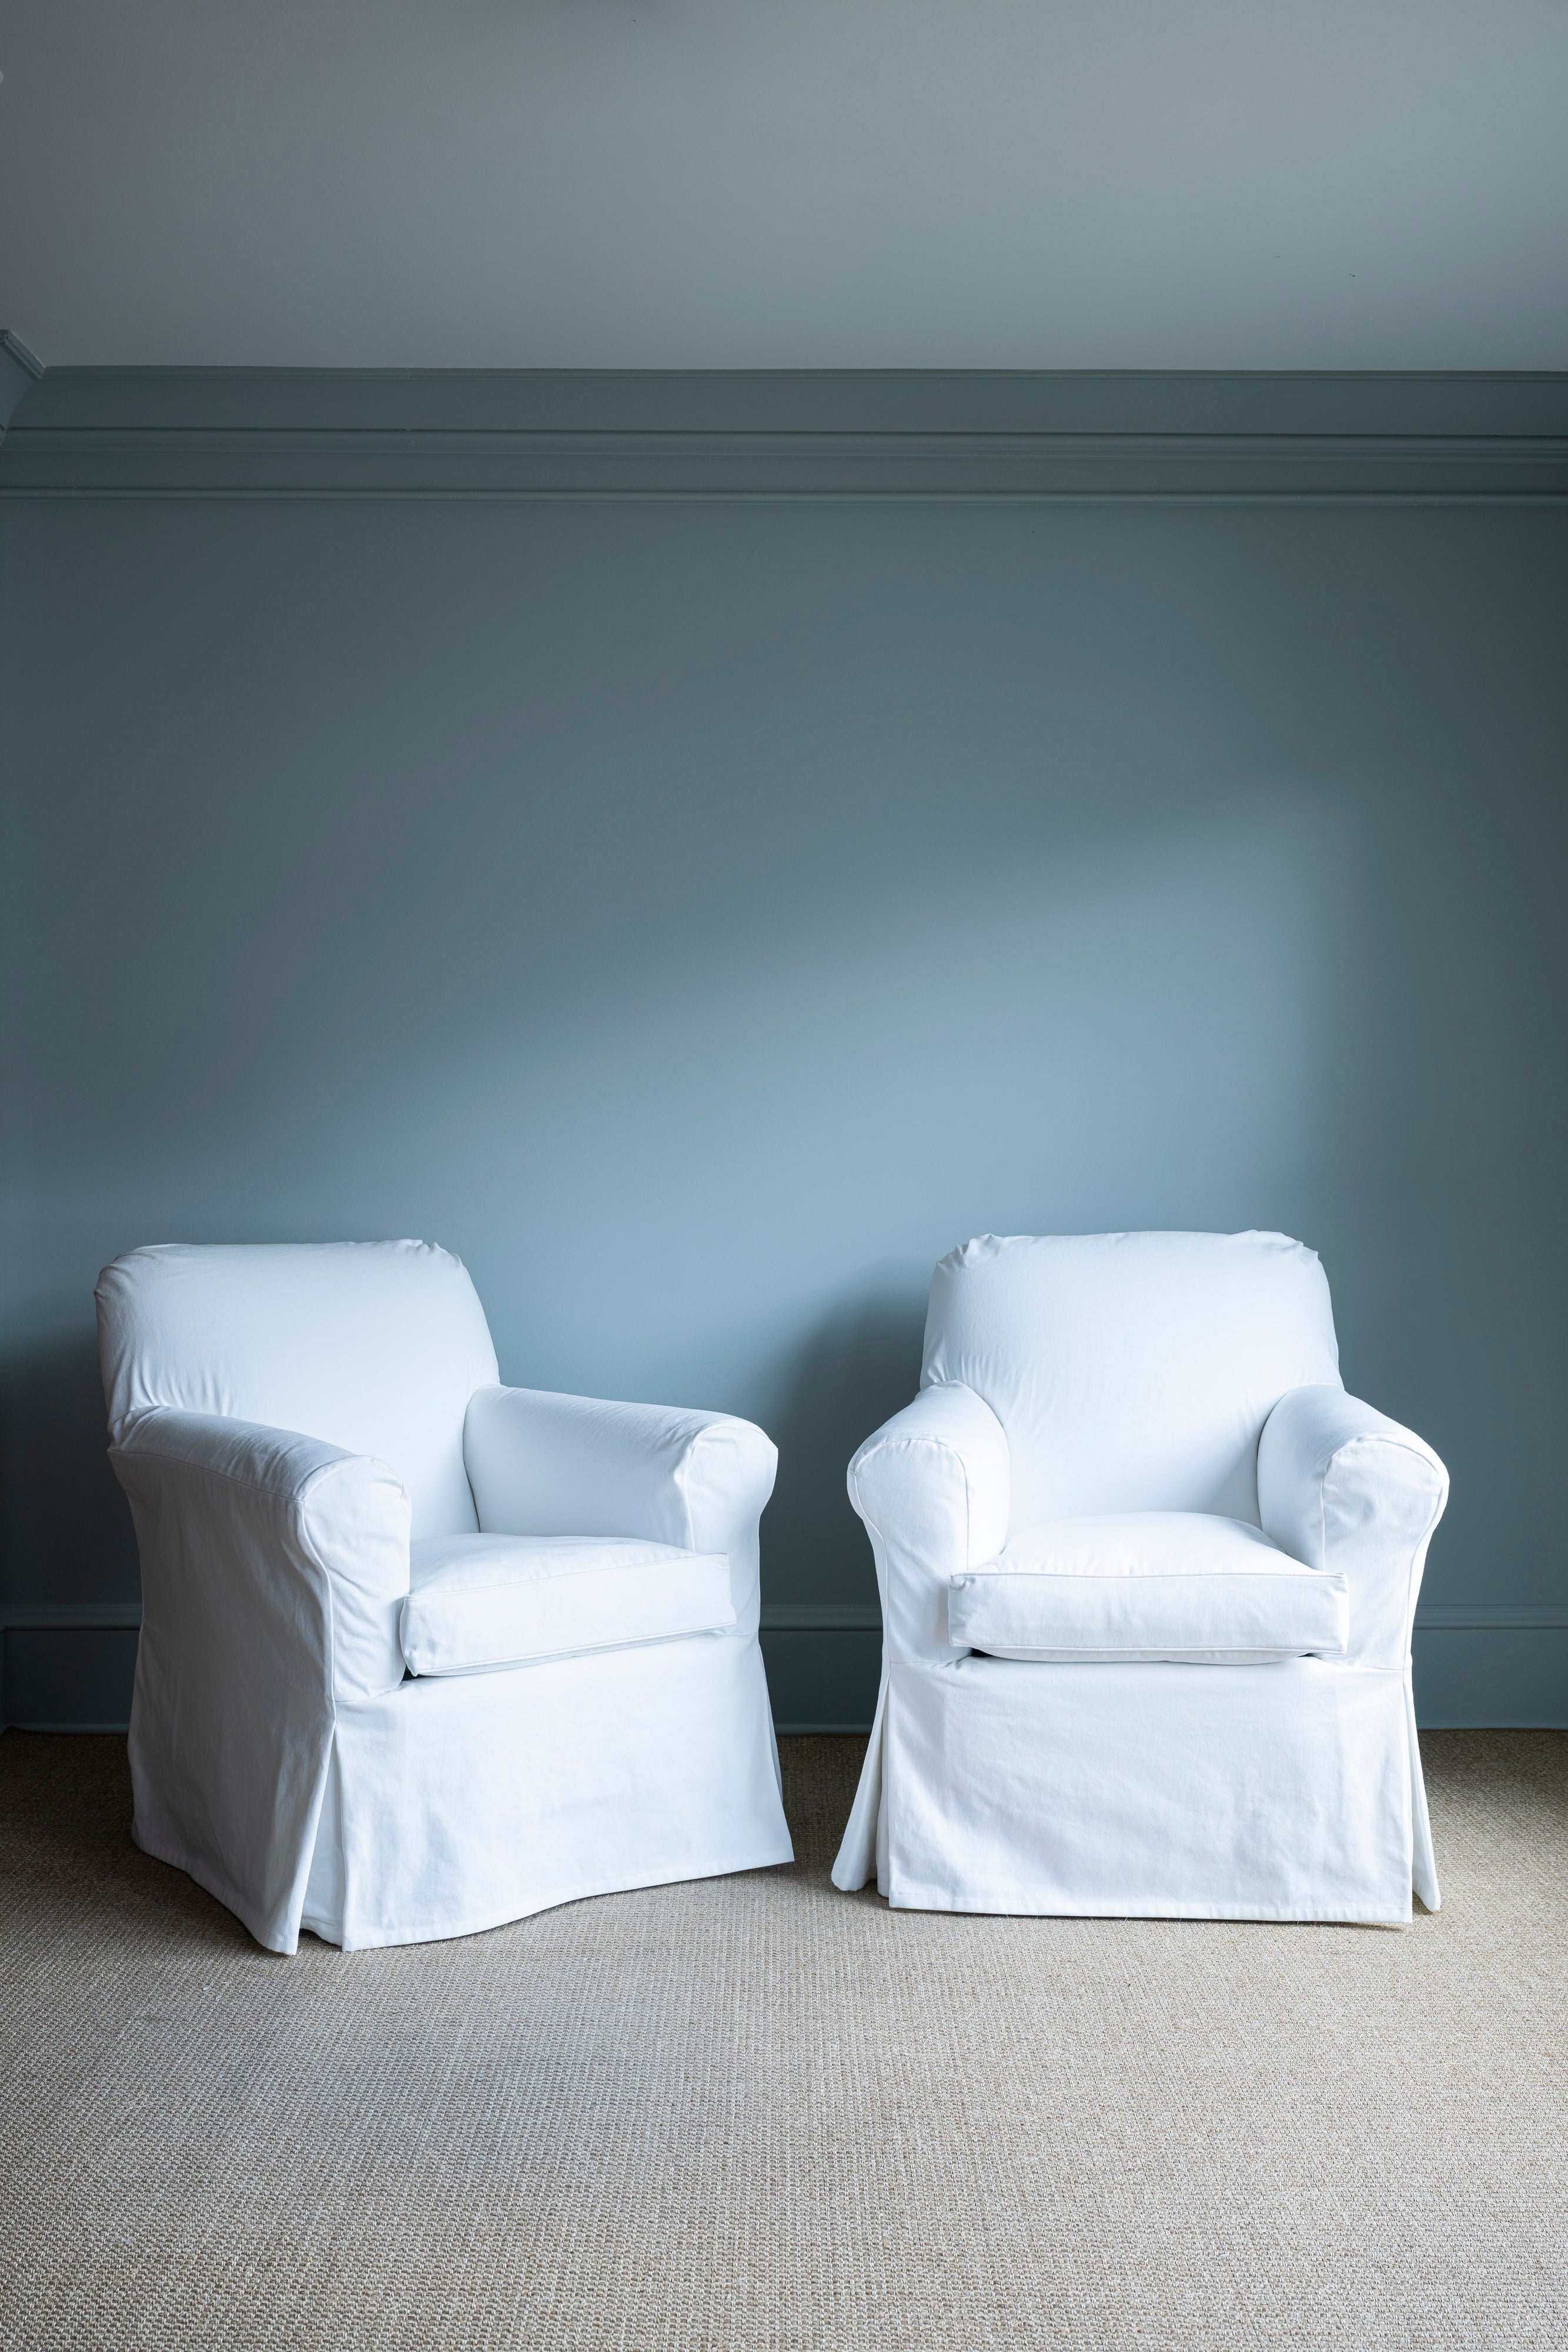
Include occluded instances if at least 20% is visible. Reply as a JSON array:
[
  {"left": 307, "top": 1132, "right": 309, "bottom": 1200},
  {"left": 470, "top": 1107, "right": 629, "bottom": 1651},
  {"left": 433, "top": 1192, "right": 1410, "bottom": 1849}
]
[
  {"left": 948, "top": 1512, "right": 1348, "bottom": 1663},
  {"left": 400, "top": 1534, "right": 735, "bottom": 1677}
]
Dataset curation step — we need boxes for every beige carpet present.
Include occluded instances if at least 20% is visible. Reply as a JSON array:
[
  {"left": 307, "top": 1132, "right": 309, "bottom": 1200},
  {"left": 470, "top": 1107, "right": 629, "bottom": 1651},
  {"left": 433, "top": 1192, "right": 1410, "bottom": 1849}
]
[{"left": 1, "top": 1732, "right": 1565, "bottom": 2350}]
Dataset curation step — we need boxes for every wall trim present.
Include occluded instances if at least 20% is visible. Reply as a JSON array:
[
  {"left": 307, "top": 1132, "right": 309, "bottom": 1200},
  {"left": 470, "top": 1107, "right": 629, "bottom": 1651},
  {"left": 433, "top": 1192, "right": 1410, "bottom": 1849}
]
[
  {"left": 6, "top": 1598, "right": 1565, "bottom": 1636},
  {"left": 1413, "top": 1602, "right": 1568, "bottom": 1631},
  {"left": 760, "top": 1603, "right": 883, "bottom": 1632},
  {"left": 763, "top": 1601, "right": 1568, "bottom": 1632},
  {"left": 1, "top": 1601, "right": 143, "bottom": 1632},
  {"left": 5, "top": 1600, "right": 1564, "bottom": 1736},
  {"left": 772, "top": 1726, "right": 875, "bottom": 1739},
  {"left": 2, "top": 369, "right": 1566, "bottom": 502},
  {"left": 0, "top": 328, "right": 44, "bottom": 437}
]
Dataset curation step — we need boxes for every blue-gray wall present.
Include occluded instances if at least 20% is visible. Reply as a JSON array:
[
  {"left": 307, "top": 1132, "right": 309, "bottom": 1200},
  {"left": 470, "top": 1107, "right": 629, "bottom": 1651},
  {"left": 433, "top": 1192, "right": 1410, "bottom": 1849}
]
[{"left": 3, "top": 372, "right": 1566, "bottom": 1729}]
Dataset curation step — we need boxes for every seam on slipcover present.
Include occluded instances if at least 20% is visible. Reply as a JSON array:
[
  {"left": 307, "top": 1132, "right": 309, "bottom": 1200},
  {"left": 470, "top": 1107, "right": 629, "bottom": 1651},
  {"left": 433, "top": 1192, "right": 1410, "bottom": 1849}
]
[
  {"left": 676, "top": 1418, "right": 775, "bottom": 1554},
  {"left": 852, "top": 1433, "right": 974, "bottom": 1665},
  {"left": 675, "top": 1418, "right": 744, "bottom": 1553},
  {"left": 324, "top": 1838, "right": 797, "bottom": 1952},
  {"left": 290, "top": 1484, "right": 344, "bottom": 1950},
  {"left": 902, "top": 1653, "right": 1407, "bottom": 1682},
  {"left": 115, "top": 1432, "right": 367, "bottom": 1509},
  {"left": 402, "top": 1618, "right": 738, "bottom": 1678},
  {"left": 885, "top": 1889, "right": 1411, "bottom": 1927},
  {"left": 121, "top": 1437, "right": 345, "bottom": 1953},
  {"left": 850, "top": 1432, "right": 962, "bottom": 1532},
  {"left": 1322, "top": 1432, "right": 1447, "bottom": 1662},
  {"left": 458, "top": 1381, "right": 485, "bottom": 1531},
  {"left": 673, "top": 1427, "right": 700, "bottom": 1552},
  {"left": 404, "top": 1553, "right": 721, "bottom": 1601}
]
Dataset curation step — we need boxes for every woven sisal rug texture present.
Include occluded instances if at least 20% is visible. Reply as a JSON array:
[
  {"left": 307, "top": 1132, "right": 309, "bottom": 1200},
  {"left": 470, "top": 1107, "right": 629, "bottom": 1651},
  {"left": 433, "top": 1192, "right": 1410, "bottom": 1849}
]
[{"left": 1, "top": 1728, "right": 1565, "bottom": 2350}]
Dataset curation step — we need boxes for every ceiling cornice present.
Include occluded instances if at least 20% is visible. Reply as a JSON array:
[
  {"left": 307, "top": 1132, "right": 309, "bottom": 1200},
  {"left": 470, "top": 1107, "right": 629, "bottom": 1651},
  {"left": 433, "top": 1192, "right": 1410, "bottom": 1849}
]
[{"left": 4, "top": 368, "right": 1566, "bottom": 502}]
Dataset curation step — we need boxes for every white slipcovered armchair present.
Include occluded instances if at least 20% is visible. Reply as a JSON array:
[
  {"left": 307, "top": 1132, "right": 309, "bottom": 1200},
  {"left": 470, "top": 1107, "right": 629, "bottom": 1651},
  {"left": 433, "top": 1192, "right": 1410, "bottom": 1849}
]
[
  {"left": 833, "top": 1232, "right": 1448, "bottom": 1925},
  {"left": 97, "top": 1240, "right": 793, "bottom": 1953}
]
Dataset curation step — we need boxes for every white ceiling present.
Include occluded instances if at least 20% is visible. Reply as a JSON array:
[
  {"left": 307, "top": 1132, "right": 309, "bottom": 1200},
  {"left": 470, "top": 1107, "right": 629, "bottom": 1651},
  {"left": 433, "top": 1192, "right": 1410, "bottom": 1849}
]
[{"left": 2, "top": 0, "right": 1566, "bottom": 371}]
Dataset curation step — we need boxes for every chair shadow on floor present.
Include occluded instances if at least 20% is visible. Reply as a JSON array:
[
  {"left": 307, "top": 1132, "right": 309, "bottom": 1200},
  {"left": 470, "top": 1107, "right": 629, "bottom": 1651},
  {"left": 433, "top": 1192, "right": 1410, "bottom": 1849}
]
[
  {"left": 1, "top": 1733, "right": 265, "bottom": 1956},
  {"left": 0, "top": 1728, "right": 876, "bottom": 1957}
]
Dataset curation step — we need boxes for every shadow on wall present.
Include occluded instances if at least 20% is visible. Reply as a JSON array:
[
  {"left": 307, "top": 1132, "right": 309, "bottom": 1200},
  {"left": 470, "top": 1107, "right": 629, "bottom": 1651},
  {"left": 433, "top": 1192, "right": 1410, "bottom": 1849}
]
[
  {"left": 1, "top": 1338, "right": 134, "bottom": 1609},
  {"left": 763, "top": 1283, "right": 928, "bottom": 1612}
]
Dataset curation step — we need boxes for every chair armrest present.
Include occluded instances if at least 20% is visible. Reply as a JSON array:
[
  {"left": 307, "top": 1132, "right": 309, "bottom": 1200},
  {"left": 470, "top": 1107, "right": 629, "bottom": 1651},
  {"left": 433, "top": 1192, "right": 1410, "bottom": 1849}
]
[
  {"left": 1257, "top": 1384, "right": 1449, "bottom": 1669},
  {"left": 463, "top": 1386, "right": 778, "bottom": 1632},
  {"left": 111, "top": 1407, "right": 410, "bottom": 1703},
  {"left": 848, "top": 1382, "right": 1010, "bottom": 1665}
]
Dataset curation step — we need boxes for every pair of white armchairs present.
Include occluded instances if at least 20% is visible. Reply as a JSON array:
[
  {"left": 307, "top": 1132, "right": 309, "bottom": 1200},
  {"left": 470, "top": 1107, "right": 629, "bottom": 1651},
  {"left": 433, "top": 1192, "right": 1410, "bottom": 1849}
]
[{"left": 98, "top": 1228, "right": 1446, "bottom": 1954}]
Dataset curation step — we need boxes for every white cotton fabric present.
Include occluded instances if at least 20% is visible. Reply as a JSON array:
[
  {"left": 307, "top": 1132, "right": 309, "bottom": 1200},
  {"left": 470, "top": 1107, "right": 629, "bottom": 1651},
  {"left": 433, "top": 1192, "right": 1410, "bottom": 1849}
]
[
  {"left": 97, "top": 1241, "right": 498, "bottom": 1536},
  {"left": 879, "top": 1655, "right": 1413, "bottom": 1922},
  {"left": 111, "top": 1409, "right": 409, "bottom": 1944},
  {"left": 98, "top": 1241, "right": 792, "bottom": 1953},
  {"left": 952, "top": 1510, "right": 1348, "bottom": 1663},
  {"left": 400, "top": 1534, "right": 735, "bottom": 1677},
  {"left": 462, "top": 1384, "right": 773, "bottom": 1615},
  {"left": 922, "top": 1230, "right": 1342, "bottom": 1530},
  {"left": 951, "top": 1511, "right": 1349, "bottom": 1662},
  {"left": 834, "top": 1230, "right": 1448, "bottom": 1924},
  {"left": 300, "top": 1635, "right": 785, "bottom": 1952},
  {"left": 1258, "top": 1384, "right": 1448, "bottom": 1671}
]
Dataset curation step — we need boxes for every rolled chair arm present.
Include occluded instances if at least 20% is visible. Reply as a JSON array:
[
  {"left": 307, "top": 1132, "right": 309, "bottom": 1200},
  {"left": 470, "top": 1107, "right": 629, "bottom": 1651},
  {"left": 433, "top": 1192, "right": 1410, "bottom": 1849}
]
[
  {"left": 849, "top": 1382, "right": 1010, "bottom": 1666},
  {"left": 463, "top": 1386, "right": 778, "bottom": 1632},
  {"left": 110, "top": 1408, "right": 411, "bottom": 1953},
  {"left": 111, "top": 1406, "right": 411, "bottom": 1703},
  {"left": 1257, "top": 1384, "right": 1449, "bottom": 1669}
]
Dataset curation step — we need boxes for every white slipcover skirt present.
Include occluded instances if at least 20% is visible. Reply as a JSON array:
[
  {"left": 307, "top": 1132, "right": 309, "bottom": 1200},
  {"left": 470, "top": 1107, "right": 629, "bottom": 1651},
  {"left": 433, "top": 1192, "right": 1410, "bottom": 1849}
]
[{"left": 835, "top": 1653, "right": 1436, "bottom": 1925}]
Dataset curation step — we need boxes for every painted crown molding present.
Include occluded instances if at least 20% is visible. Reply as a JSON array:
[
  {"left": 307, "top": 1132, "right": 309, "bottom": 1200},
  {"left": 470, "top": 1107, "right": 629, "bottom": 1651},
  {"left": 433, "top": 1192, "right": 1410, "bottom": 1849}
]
[
  {"left": 0, "top": 329, "right": 45, "bottom": 436},
  {"left": 2, "top": 369, "right": 1566, "bottom": 501}
]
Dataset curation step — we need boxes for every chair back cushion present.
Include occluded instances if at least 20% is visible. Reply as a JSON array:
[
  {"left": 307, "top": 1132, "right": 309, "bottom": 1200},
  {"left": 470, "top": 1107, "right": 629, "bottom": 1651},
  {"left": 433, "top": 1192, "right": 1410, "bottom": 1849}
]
[
  {"left": 97, "top": 1241, "right": 499, "bottom": 1536},
  {"left": 921, "top": 1231, "right": 1341, "bottom": 1529}
]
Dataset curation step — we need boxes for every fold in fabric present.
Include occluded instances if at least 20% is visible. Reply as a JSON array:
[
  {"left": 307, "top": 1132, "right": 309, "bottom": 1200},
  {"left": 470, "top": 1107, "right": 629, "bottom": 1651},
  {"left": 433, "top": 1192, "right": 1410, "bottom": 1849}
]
[{"left": 831, "top": 1668, "right": 888, "bottom": 1893}]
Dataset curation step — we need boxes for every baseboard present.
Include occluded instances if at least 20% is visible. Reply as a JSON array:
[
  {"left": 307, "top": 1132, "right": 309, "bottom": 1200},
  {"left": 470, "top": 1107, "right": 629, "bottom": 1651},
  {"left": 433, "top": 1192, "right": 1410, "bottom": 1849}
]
[
  {"left": 758, "top": 1605, "right": 1568, "bottom": 1733},
  {"left": 1406, "top": 1619, "right": 1568, "bottom": 1728},
  {"left": 0, "top": 329, "right": 44, "bottom": 437},
  {"left": 773, "top": 1725, "right": 877, "bottom": 1738},
  {"left": 760, "top": 1619, "right": 882, "bottom": 1735},
  {"left": 3, "top": 1722, "right": 139, "bottom": 1736},
  {"left": 1, "top": 1615, "right": 141, "bottom": 1734},
  {"left": 5, "top": 1600, "right": 1564, "bottom": 1733}
]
